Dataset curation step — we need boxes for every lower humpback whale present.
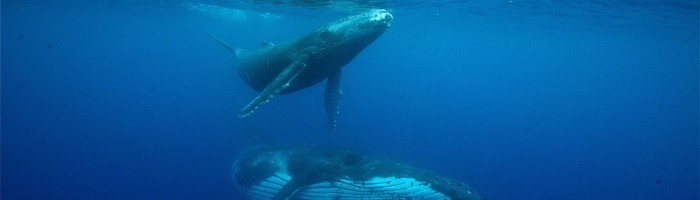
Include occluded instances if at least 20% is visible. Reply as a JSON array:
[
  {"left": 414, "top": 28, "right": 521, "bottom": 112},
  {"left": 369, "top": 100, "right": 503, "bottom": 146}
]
[
  {"left": 233, "top": 146, "right": 484, "bottom": 200},
  {"left": 209, "top": 9, "right": 393, "bottom": 132}
]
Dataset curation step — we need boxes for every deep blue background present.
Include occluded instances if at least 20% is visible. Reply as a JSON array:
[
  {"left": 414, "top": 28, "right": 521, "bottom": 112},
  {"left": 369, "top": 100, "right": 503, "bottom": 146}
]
[{"left": 2, "top": 1, "right": 698, "bottom": 200}]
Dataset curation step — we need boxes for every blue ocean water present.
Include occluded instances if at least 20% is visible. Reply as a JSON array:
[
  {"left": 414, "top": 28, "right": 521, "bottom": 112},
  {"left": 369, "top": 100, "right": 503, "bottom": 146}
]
[{"left": 2, "top": 0, "right": 698, "bottom": 199}]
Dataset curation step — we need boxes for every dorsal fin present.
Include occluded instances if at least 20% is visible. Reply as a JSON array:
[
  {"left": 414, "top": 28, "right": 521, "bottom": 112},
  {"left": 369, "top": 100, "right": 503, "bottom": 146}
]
[
  {"left": 205, "top": 31, "right": 243, "bottom": 58},
  {"left": 260, "top": 41, "right": 274, "bottom": 47}
]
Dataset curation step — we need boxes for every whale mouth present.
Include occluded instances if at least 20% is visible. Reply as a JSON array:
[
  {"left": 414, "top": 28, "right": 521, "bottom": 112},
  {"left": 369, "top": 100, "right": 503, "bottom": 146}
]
[
  {"left": 243, "top": 173, "right": 452, "bottom": 200},
  {"left": 367, "top": 9, "right": 393, "bottom": 28},
  {"left": 345, "top": 9, "right": 393, "bottom": 32},
  {"left": 334, "top": 9, "right": 393, "bottom": 30}
]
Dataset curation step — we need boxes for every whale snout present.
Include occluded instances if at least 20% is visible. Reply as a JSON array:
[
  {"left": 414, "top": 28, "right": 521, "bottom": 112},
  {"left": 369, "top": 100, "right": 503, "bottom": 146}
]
[{"left": 369, "top": 9, "right": 393, "bottom": 27}]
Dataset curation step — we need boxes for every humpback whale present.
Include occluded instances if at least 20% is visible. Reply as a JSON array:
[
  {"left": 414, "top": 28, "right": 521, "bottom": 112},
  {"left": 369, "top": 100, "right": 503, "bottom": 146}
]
[
  {"left": 209, "top": 9, "right": 393, "bottom": 132},
  {"left": 233, "top": 146, "right": 484, "bottom": 200}
]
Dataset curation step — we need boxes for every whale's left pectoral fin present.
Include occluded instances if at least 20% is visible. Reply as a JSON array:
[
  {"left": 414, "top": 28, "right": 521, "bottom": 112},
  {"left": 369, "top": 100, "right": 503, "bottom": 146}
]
[
  {"left": 324, "top": 70, "right": 342, "bottom": 133},
  {"left": 239, "top": 55, "right": 309, "bottom": 117}
]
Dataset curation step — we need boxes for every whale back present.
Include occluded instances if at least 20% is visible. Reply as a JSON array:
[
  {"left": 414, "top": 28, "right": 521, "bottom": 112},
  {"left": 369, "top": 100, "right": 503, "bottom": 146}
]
[{"left": 235, "top": 9, "right": 393, "bottom": 94}]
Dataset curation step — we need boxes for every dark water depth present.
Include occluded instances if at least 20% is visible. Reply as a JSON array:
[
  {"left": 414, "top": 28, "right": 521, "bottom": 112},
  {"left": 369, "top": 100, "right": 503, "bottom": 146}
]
[{"left": 2, "top": 1, "right": 698, "bottom": 199}]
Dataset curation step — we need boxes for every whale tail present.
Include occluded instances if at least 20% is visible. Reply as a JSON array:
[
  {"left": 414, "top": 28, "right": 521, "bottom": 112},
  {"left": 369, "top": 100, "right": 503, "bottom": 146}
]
[{"left": 205, "top": 31, "right": 243, "bottom": 58}]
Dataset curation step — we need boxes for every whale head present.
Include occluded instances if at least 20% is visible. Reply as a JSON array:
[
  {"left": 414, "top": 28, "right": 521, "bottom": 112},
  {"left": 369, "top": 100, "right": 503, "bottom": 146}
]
[
  {"left": 327, "top": 9, "right": 393, "bottom": 37},
  {"left": 309, "top": 9, "right": 393, "bottom": 62}
]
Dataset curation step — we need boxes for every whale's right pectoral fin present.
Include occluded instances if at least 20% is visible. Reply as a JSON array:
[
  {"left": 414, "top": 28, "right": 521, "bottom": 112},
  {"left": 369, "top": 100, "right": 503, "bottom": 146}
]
[
  {"left": 324, "top": 70, "right": 342, "bottom": 133},
  {"left": 239, "top": 55, "right": 309, "bottom": 117}
]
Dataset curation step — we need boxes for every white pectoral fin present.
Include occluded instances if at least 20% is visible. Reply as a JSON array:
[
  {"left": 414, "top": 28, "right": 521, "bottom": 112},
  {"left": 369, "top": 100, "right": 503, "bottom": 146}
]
[
  {"left": 324, "top": 70, "right": 342, "bottom": 133},
  {"left": 239, "top": 55, "right": 309, "bottom": 117}
]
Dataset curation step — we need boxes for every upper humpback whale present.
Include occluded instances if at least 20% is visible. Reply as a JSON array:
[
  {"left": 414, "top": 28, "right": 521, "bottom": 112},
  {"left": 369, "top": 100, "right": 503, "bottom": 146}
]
[
  {"left": 209, "top": 9, "right": 393, "bottom": 132},
  {"left": 233, "top": 146, "right": 484, "bottom": 200}
]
